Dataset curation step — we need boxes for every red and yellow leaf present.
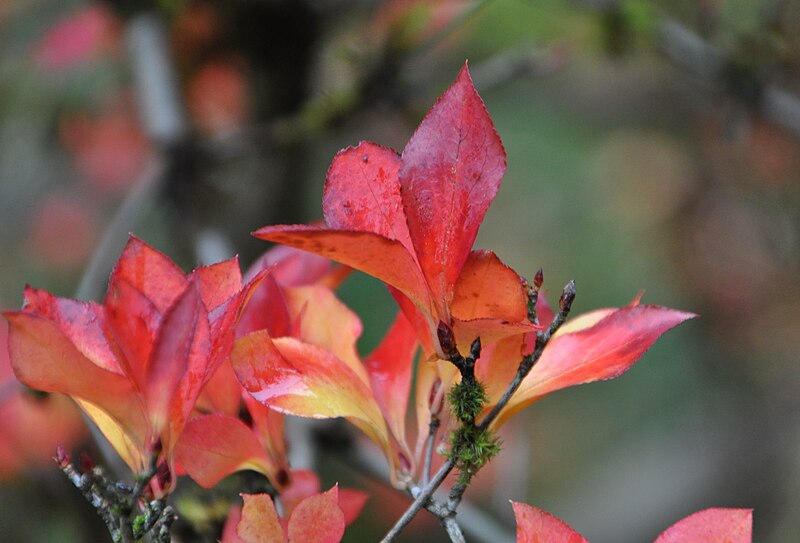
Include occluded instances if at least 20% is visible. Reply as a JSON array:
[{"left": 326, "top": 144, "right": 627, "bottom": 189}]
[
  {"left": 494, "top": 304, "right": 696, "bottom": 428},
  {"left": 231, "top": 332, "right": 390, "bottom": 462},
  {"left": 284, "top": 285, "right": 367, "bottom": 385}
]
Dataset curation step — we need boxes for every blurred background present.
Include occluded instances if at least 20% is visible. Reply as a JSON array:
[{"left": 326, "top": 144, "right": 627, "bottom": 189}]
[{"left": 1, "top": 0, "right": 799, "bottom": 541}]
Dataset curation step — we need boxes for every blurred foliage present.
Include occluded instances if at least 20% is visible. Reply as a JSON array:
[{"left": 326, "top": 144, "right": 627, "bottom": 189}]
[{"left": 1, "top": 0, "right": 799, "bottom": 542}]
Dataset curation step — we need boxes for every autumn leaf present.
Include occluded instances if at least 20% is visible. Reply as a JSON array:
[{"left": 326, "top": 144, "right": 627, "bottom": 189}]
[
  {"left": 479, "top": 300, "right": 697, "bottom": 429},
  {"left": 512, "top": 502, "right": 752, "bottom": 543},
  {"left": 234, "top": 485, "right": 359, "bottom": 543},
  {"left": 511, "top": 502, "right": 589, "bottom": 543},
  {"left": 4, "top": 236, "right": 263, "bottom": 494},
  {"left": 654, "top": 508, "right": 753, "bottom": 543},
  {"left": 254, "top": 64, "right": 536, "bottom": 359}
]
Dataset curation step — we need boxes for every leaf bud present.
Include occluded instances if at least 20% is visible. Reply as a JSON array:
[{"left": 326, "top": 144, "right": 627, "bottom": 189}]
[
  {"left": 55, "top": 445, "right": 71, "bottom": 468},
  {"left": 533, "top": 268, "right": 544, "bottom": 289},
  {"left": 559, "top": 280, "right": 576, "bottom": 312},
  {"left": 437, "top": 321, "right": 458, "bottom": 358}
]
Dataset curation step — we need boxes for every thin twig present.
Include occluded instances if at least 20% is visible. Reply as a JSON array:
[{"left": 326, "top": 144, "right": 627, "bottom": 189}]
[
  {"left": 422, "top": 416, "right": 441, "bottom": 487},
  {"left": 383, "top": 280, "right": 576, "bottom": 540},
  {"left": 477, "top": 280, "right": 575, "bottom": 434},
  {"left": 380, "top": 457, "right": 456, "bottom": 543}
]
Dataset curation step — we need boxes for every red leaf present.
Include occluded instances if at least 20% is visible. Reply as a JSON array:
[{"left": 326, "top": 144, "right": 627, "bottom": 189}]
[
  {"left": 19, "top": 286, "right": 120, "bottom": 374},
  {"left": 338, "top": 488, "right": 369, "bottom": 526},
  {"left": 237, "top": 274, "right": 291, "bottom": 338},
  {"left": 280, "top": 470, "right": 322, "bottom": 519},
  {"left": 192, "top": 257, "right": 243, "bottom": 311},
  {"left": 512, "top": 502, "right": 589, "bottom": 543},
  {"left": 399, "top": 63, "right": 506, "bottom": 317},
  {"left": 364, "top": 311, "right": 417, "bottom": 450},
  {"left": 245, "top": 245, "right": 343, "bottom": 288},
  {"left": 104, "top": 278, "right": 161, "bottom": 388},
  {"left": 146, "top": 282, "right": 209, "bottom": 438},
  {"left": 286, "top": 486, "right": 345, "bottom": 543},
  {"left": 654, "top": 508, "right": 752, "bottom": 543},
  {"left": 108, "top": 236, "right": 187, "bottom": 314},
  {"left": 284, "top": 285, "right": 367, "bottom": 384},
  {"left": 323, "top": 142, "right": 414, "bottom": 255}
]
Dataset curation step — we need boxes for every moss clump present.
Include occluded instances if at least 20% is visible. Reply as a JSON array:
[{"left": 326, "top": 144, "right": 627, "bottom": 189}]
[
  {"left": 447, "top": 425, "right": 502, "bottom": 484},
  {"left": 447, "top": 379, "right": 487, "bottom": 424}
]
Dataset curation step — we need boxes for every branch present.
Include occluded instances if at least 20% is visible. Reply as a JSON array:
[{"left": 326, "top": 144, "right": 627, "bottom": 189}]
[
  {"left": 380, "top": 457, "right": 456, "bottom": 543},
  {"left": 477, "top": 279, "right": 575, "bottom": 433}
]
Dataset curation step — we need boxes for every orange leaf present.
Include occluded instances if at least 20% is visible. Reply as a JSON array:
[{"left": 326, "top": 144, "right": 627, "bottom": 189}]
[
  {"left": 238, "top": 494, "right": 285, "bottom": 543},
  {"left": 175, "top": 414, "right": 280, "bottom": 489},
  {"left": 253, "top": 226, "right": 431, "bottom": 315}
]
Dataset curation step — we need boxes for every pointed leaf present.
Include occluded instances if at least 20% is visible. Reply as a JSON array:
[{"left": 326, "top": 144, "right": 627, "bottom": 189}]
[
  {"left": 192, "top": 257, "right": 243, "bottom": 311},
  {"left": 399, "top": 63, "right": 506, "bottom": 315},
  {"left": 109, "top": 236, "right": 187, "bottom": 314},
  {"left": 105, "top": 278, "right": 161, "bottom": 388},
  {"left": 20, "top": 286, "right": 120, "bottom": 373},
  {"left": 511, "top": 502, "right": 589, "bottom": 543},
  {"left": 280, "top": 470, "right": 322, "bottom": 520},
  {"left": 238, "top": 494, "right": 285, "bottom": 543},
  {"left": 175, "top": 414, "right": 280, "bottom": 489},
  {"left": 146, "top": 282, "right": 209, "bottom": 437},
  {"left": 231, "top": 333, "right": 390, "bottom": 457},
  {"left": 287, "top": 486, "right": 345, "bottom": 543},
  {"left": 654, "top": 508, "right": 752, "bottom": 543},
  {"left": 253, "top": 226, "right": 431, "bottom": 314},
  {"left": 237, "top": 273, "right": 292, "bottom": 338},
  {"left": 364, "top": 311, "right": 417, "bottom": 448},
  {"left": 245, "top": 245, "right": 342, "bottom": 288},
  {"left": 338, "top": 488, "right": 369, "bottom": 526},
  {"left": 284, "top": 285, "right": 367, "bottom": 385},
  {"left": 323, "top": 142, "right": 414, "bottom": 255},
  {"left": 4, "top": 311, "right": 138, "bottom": 424},
  {"left": 451, "top": 250, "right": 527, "bottom": 323},
  {"left": 496, "top": 305, "right": 697, "bottom": 428}
]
